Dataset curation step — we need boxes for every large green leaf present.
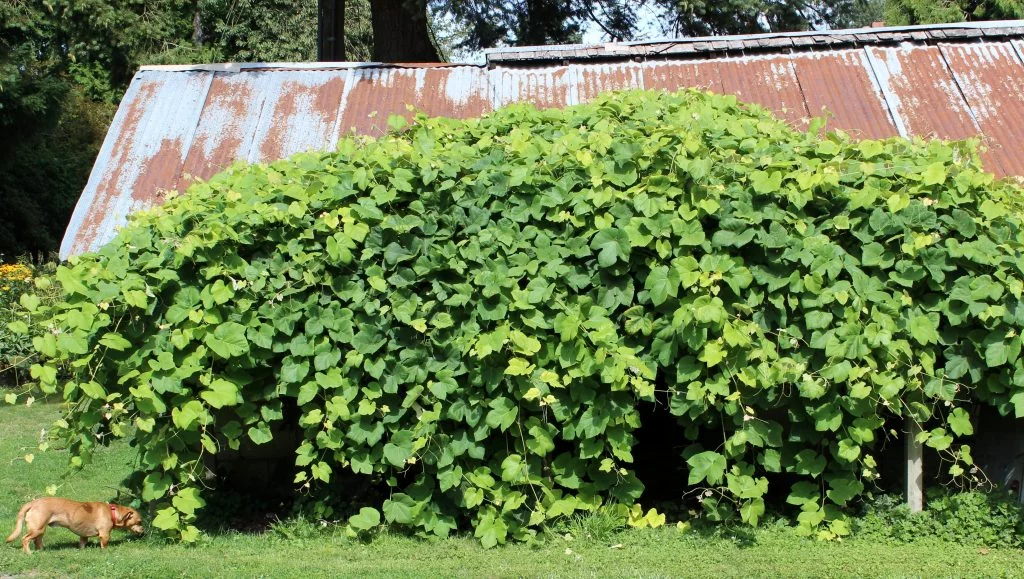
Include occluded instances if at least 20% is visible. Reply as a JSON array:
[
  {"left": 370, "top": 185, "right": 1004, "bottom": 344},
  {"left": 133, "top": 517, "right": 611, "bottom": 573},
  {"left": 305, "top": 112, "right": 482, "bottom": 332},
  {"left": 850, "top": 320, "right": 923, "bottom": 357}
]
[
  {"left": 645, "top": 265, "right": 680, "bottom": 306},
  {"left": 201, "top": 379, "right": 240, "bottom": 409},
  {"left": 590, "top": 227, "right": 631, "bottom": 268},
  {"left": 383, "top": 494, "right": 417, "bottom": 524},
  {"left": 687, "top": 451, "right": 726, "bottom": 485},
  {"left": 349, "top": 507, "right": 381, "bottom": 531},
  {"left": 383, "top": 431, "right": 415, "bottom": 466},
  {"left": 204, "top": 322, "right": 249, "bottom": 359}
]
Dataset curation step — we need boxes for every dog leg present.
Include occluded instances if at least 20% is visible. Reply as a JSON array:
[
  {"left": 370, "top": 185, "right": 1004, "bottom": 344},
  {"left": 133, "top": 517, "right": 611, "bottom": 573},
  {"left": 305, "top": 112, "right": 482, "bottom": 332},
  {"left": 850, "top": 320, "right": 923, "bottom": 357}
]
[
  {"left": 21, "top": 529, "right": 42, "bottom": 554},
  {"left": 6, "top": 502, "right": 29, "bottom": 544},
  {"left": 79, "top": 536, "right": 88, "bottom": 548},
  {"left": 99, "top": 533, "right": 110, "bottom": 549}
]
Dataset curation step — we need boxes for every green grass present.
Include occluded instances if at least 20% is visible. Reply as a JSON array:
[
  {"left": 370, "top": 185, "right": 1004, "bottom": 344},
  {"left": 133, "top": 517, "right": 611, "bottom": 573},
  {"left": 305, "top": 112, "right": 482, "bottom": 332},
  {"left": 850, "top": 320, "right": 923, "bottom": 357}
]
[{"left": 3, "top": 401, "right": 1024, "bottom": 578}]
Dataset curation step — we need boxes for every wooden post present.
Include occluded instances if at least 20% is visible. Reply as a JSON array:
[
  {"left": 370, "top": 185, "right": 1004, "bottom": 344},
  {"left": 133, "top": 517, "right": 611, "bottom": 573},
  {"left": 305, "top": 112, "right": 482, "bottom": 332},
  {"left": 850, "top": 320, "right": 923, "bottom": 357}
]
[{"left": 906, "top": 416, "right": 923, "bottom": 513}]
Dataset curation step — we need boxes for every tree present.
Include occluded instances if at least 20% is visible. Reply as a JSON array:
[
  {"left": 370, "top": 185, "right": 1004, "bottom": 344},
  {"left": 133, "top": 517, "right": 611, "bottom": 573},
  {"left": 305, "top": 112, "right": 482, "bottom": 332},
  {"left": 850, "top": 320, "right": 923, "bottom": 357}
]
[
  {"left": 426, "top": 0, "right": 884, "bottom": 55},
  {"left": 0, "top": 1, "right": 67, "bottom": 130},
  {"left": 345, "top": 0, "right": 375, "bottom": 61},
  {"left": 370, "top": 0, "right": 439, "bottom": 61},
  {"left": 647, "top": 0, "right": 873, "bottom": 37},
  {"left": 881, "top": 0, "right": 1024, "bottom": 25},
  {"left": 319, "top": 0, "right": 347, "bottom": 60},
  {"left": 212, "top": 0, "right": 318, "bottom": 62},
  {"left": 433, "top": 0, "right": 636, "bottom": 51}
]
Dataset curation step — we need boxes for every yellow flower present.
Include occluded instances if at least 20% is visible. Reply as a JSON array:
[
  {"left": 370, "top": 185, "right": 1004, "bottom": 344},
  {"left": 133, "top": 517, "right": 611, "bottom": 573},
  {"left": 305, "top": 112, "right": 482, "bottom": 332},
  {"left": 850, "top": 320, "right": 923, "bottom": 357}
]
[{"left": 0, "top": 263, "right": 33, "bottom": 282}]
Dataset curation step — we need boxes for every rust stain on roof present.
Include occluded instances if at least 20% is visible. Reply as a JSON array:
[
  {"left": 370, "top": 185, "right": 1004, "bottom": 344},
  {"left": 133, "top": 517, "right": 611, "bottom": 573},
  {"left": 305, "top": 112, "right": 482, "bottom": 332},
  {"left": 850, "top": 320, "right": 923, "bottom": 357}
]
[
  {"left": 181, "top": 74, "right": 261, "bottom": 184},
  {"left": 255, "top": 75, "right": 347, "bottom": 162},
  {"left": 574, "top": 63, "right": 644, "bottom": 103},
  {"left": 716, "top": 57, "right": 810, "bottom": 126},
  {"left": 340, "top": 67, "right": 491, "bottom": 137},
  {"left": 63, "top": 71, "right": 213, "bottom": 257},
  {"left": 641, "top": 61, "right": 722, "bottom": 93},
  {"left": 489, "top": 66, "right": 574, "bottom": 109},
  {"left": 865, "top": 45, "right": 978, "bottom": 142},
  {"left": 69, "top": 81, "right": 156, "bottom": 258},
  {"left": 939, "top": 42, "right": 1024, "bottom": 177},
  {"left": 416, "top": 67, "right": 491, "bottom": 119},
  {"left": 61, "top": 22, "right": 1024, "bottom": 258},
  {"left": 791, "top": 51, "right": 897, "bottom": 139}
]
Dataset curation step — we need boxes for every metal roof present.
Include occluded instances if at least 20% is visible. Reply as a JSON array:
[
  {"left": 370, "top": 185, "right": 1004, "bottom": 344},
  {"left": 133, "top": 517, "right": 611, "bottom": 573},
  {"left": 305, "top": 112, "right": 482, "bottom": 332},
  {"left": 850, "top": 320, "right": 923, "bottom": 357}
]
[{"left": 61, "top": 21, "right": 1024, "bottom": 259}]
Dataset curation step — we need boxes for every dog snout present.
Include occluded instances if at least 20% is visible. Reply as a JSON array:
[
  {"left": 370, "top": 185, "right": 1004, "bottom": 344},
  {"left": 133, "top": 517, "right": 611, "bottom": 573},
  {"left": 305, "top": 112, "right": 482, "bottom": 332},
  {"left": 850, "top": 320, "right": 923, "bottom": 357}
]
[{"left": 130, "top": 524, "right": 145, "bottom": 534}]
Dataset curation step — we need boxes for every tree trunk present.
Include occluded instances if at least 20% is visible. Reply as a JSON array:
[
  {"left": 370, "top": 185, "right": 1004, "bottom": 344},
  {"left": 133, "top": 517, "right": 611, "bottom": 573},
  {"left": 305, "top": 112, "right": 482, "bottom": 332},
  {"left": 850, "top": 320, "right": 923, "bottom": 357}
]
[
  {"left": 369, "top": 0, "right": 439, "bottom": 62},
  {"left": 192, "top": 3, "right": 203, "bottom": 46},
  {"left": 318, "top": 0, "right": 347, "bottom": 61}
]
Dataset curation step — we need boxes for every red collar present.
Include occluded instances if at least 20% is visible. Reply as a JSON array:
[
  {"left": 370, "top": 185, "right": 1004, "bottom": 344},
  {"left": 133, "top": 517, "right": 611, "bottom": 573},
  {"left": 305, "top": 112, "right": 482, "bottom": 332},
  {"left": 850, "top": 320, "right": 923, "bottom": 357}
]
[{"left": 109, "top": 504, "right": 119, "bottom": 525}]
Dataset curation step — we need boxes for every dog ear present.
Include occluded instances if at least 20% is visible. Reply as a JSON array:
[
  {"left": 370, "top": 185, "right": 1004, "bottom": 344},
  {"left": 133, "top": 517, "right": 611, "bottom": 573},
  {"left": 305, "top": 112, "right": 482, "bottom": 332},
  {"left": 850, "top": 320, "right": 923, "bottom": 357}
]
[{"left": 118, "top": 510, "right": 132, "bottom": 524}]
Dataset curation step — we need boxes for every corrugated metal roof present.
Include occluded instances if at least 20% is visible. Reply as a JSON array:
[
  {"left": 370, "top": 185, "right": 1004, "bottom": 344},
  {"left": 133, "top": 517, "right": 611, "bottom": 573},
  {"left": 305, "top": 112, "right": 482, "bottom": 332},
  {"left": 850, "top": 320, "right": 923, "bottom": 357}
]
[
  {"left": 60, "top": 21, "right": 1024, "bottom": 258},
  {"left": 484, "top": 20, "right": 1024, "bottom": 63}
]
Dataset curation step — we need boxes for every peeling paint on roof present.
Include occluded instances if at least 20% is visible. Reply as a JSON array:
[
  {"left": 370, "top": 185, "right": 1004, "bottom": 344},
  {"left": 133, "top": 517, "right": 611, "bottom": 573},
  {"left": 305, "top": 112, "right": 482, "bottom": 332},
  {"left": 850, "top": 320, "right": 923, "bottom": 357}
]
[
  {"left": 60, "top": 21, "right": 1024, "bottom": 258},
  {"left": 940, "top": 41, "right": 1024, "bottom": 176},
  {"left": 489, "top": 65, "right": 576, "bottom": 109},
  {"left": 866, "top": 45, "right": 980, "bottom": 142},
  {"left": 792, "top": 50, "right": 896, "bottom": 140}
]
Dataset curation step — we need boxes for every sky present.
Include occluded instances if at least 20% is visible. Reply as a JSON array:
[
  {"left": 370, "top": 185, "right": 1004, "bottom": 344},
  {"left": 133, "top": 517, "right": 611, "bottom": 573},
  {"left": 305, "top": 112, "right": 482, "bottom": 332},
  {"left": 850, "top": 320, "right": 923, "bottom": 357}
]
[
  {"left": 442, "top": 3, "right": 667, "bottom": 64},
  {"left": 581, "top": 2, "right": 666, "bottom": 44}
]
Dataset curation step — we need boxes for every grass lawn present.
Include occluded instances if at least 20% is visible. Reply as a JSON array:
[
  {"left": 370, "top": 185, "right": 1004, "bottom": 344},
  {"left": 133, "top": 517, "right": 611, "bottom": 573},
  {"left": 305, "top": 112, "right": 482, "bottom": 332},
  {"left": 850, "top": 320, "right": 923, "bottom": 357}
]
[{"left": 3, "top": 401, "right": 1024, "bottom": 578}]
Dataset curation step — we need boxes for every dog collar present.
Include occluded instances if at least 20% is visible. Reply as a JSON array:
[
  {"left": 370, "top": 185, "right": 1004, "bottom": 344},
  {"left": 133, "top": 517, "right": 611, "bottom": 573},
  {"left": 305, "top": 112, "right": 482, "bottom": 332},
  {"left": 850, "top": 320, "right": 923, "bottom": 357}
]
[{"left": 109, "top": 504, "right": 118, "bottom": 525}]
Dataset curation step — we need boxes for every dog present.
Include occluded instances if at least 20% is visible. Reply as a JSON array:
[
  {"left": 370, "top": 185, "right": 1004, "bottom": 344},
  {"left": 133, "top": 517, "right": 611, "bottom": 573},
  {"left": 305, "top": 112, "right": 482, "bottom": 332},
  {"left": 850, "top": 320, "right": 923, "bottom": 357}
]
[{"left": 6, "top": 498, "right": 144, "bottom": 554}]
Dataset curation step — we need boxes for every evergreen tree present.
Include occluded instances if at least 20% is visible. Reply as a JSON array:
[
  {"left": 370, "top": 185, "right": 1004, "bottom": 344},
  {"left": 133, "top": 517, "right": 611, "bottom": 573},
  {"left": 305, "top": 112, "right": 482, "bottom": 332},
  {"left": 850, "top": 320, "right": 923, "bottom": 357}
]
[{"left": 882, "top": 0, "right": 1024, "bottom": 25}]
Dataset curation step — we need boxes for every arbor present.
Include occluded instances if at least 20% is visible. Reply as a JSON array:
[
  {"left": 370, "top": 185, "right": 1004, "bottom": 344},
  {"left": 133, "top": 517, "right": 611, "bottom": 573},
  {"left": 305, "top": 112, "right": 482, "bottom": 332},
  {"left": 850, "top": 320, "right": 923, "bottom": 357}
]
[{"left": 23, "top": 89, "right": 1024, "bottom": 543}]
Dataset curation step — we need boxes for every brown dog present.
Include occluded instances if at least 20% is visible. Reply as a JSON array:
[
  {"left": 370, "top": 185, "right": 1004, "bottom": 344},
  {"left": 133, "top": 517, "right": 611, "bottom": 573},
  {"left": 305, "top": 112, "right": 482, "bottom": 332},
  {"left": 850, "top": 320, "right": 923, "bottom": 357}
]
[{"left": 6, "top": 498, "right": 145, "bottom": 553}]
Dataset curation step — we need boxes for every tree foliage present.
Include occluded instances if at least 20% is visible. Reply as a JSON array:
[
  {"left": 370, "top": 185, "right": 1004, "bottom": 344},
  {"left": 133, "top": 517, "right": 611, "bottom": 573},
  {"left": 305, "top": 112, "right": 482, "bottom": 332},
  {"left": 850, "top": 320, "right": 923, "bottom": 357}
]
[
  {"left": 881, "top": 0, "right": 1024, "bottom": 25},
  {"left": 0, "top": 0, "right": 374, "bottom": 260},
  {"left": 432, "top": 0, "right": 882, "bottom": 48},
  {"left": 16, "top": 89, "right": 1024, "bottom": 544},
  {"left": 648, "top": 0, "right": 870, "bottom": 37},
  {"left": 436, "top": 0, "right": 637, "bottom": 49}
]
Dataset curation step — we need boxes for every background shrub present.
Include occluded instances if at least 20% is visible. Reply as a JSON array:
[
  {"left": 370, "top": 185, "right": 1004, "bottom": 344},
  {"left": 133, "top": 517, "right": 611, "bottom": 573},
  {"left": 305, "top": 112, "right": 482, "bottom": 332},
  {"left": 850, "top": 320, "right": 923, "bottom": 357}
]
[
  {"left": 855, "top": 489, "right": 1024, "bottom": 547},
  {"left": 1, "top": 261, "right": 60, "bottom": 389}
]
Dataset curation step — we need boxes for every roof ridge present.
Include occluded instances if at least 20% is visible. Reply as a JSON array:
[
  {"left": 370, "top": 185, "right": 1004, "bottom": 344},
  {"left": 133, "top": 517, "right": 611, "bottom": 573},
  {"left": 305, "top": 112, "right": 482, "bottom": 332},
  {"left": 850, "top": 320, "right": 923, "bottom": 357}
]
[
  {"left": 485, "top": 20, "right": 1024, "bottom": 64},
  {"left": 136, "top": 21, "right": 1024, "bottom": 73}
]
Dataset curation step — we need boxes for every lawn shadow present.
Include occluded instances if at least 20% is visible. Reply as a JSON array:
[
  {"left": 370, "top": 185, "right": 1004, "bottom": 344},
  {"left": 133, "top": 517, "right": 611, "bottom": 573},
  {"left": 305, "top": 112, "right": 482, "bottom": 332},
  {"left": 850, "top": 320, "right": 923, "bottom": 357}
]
[
  {"left": 685, "top": 520, "right": 761, "bottom": 548},
  {"left": 7, "top": 534, "right": 143, "bottom": 553}
]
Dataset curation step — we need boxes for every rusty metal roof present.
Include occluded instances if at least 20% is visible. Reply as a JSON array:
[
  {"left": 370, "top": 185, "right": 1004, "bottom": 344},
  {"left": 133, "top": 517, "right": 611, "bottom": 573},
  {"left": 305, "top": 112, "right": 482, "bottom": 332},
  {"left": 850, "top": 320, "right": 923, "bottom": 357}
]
[
  {"left": 61, "top": 21, "right": 1024, "bottom": 258},
  {"left": 485, "top": 20, "right": 1024, "bottom": 63}
]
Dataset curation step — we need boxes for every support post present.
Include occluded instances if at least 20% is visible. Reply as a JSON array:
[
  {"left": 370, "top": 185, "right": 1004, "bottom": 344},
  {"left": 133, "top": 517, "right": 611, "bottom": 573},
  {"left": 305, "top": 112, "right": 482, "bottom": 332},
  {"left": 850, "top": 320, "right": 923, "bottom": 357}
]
[{"left": 905, "top": 416, "right": 923, "bottom": 513}]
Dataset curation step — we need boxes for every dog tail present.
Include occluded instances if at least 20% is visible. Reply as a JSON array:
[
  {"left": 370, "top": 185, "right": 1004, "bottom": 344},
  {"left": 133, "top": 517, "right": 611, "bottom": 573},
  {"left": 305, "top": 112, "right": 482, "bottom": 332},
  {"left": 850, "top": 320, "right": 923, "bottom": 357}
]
[{"left": 6, "top": 502, "right": 31, "bottom": 543}]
